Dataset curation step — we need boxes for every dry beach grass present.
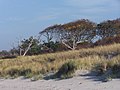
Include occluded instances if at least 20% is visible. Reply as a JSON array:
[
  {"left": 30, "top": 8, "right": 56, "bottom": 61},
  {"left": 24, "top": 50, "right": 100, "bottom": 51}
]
[{"left": 0, "top": 43, "right": 120, "bottom": 79}]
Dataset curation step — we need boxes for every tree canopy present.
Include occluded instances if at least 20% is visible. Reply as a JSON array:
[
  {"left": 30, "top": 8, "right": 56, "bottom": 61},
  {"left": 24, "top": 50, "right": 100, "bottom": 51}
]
[
  {"left": 40, "top": 19, "right": 96, "bottom": 50},
  {"left": 97, "top": 18, "right": 120, "bottom": 39}
]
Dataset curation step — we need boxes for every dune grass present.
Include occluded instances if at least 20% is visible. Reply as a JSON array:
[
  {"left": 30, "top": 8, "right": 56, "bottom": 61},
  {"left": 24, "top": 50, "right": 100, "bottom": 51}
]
[{"left": 0, "top": 43, "right": 120, "bottom": 79}]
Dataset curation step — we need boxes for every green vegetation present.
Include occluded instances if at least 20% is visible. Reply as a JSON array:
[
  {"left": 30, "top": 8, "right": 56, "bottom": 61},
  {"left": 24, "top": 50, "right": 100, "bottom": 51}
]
[
  {"left": 94, "top": 59, "right": 120, "bottom": 82},
  {"left": 0, "top": 43, "right": 120, "bottom": 80},
  {"left": 55, "top": 61, "right": 77, "bottom": 79}
]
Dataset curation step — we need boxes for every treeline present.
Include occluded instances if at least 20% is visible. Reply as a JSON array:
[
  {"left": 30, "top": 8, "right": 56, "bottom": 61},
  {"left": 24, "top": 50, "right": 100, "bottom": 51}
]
[{"left": 0, "top": 18, "right": 120, "bottom": 58}]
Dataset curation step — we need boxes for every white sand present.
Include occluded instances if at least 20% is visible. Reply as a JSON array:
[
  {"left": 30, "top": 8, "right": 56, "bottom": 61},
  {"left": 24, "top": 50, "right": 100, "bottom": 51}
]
[{"left": 0, "top": 71, "right": 120, "bottom": 90}]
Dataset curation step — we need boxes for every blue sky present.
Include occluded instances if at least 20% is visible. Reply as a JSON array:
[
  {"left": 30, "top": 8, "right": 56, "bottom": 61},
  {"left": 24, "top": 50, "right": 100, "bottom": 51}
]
[{"left": 0, "top": 0, "right": 120, "bottom": 50}]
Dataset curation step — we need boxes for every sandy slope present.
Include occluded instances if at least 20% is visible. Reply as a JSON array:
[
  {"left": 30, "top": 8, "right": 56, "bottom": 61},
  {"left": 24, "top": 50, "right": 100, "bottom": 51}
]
[{"left": 0, "top": 71, "right": 120, "bottom": 90}]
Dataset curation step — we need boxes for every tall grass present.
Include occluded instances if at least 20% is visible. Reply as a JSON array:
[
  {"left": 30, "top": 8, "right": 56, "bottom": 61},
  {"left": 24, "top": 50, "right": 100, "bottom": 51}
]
[{"left": 0, "top": 43, "right": 120, "bottom": 79}]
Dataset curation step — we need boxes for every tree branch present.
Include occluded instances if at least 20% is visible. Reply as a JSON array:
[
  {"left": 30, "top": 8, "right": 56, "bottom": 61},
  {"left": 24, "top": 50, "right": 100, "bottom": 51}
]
[{"left": 61, "top": 40, "right": 73, "bottom": 50}]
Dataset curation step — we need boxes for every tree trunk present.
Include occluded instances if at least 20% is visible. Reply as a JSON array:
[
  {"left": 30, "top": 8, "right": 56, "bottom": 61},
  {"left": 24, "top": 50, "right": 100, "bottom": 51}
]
[
  {"left": 72, "top": 36, "right": 77, "bottom": 50},
  {"left": 61, "top": 40, "right": 74, "bottom": 50},
  {"left": 23, "top": 38, "right": 34, "bottom": 56}
]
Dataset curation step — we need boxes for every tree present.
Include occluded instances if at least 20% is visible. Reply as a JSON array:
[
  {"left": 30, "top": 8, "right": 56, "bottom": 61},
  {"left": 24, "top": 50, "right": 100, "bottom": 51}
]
[
  {"left": 0, "top": 50, "right": 10, "bottom": 57},
  {"left": 18, "top": 36, "right": 41, "bottom": 56},
  {"left": 39, "top": 24, "right": 62, "bottom": 52},
  {"left": 97, "top": 18, "right": 120, "bottom": 39},
  {"left": 39, "top": 24, "right": 61, "bottom": 43},
  {"left": 59, "top": 19, "right": 96, "bottom": 50},
  {"left": 40, "top": 19, "right": 96, "bottom": 50}
]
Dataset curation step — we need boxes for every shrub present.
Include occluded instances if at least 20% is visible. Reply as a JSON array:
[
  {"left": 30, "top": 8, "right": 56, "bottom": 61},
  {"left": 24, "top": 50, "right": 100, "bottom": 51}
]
[
  {"left": 94, "top": 62, "right": 120, "bottom": 82},
  {"left": 5, "top": 68, "right": 33, "bottom": 78},
  {"left": 7, "top": 68, "right": 20, "bottom": 77},
  {"left": 19, "top": 69, "right": 32, "bottom": 78},
  {"left": 55, "top": 61, "right": 77, "bottom": 79},
  {"left": 111, "top": 64, "right": 120, "bottom": 78},
  {"left": 102, "top": 64, "right": 120, "bottom": 82},
  {"left": 112, "top": 64, "right": 120, "bottom": 74},
  {"left": 94, "top": 62, "right": 108, "bottom": 75}
]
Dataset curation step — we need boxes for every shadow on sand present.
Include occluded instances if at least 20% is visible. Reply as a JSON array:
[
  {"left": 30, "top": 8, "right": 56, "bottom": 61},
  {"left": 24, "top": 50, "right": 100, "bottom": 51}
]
[
  {"left": 79, "top": 71, "right": 106, "bottom": 82},
  {"left": 43, "top": 71, "right": 106, "bottom": 82}
]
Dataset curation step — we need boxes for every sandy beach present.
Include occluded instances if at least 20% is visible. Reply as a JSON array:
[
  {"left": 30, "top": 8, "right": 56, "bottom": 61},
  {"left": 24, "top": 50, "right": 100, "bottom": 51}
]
[{"left": 0, "top": 71, "right": 120, "bottom": 90}]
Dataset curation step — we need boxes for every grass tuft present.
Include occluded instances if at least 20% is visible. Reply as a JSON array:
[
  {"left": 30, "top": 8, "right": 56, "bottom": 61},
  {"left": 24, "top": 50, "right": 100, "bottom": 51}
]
[{"left": 55, "top": 61, "right": 77, "bottom": 79}]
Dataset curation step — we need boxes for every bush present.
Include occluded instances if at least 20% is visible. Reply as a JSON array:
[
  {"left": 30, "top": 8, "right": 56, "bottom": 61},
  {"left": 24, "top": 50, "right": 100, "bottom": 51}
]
[
  {"left": 5, "top": 68, "right": 32, "bottom": 78},
  {"left": 7, "top": 68, "right": 20, "bottom": 77},
  {"left": 111, "top": 64, "right": 120, "bottom": 78},
  {"left": 55, "top": 61, "right": 77, "bottom": 79},
  {"left": 19, "top": 69, "right": 32, "bottom": 78},
  {"left": 95, "top": 62, "right": 108, "bottom": 75},
  {"left": 94, "top": 63, "right": 120, "bottom": 82}
]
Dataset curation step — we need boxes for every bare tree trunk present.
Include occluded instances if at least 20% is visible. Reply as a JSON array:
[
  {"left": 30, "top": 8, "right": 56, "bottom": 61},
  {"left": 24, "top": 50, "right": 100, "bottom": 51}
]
[
  {"left": 23, "top": 38, "right": 34, "bottom": 56},
  {"left": 72, "top": 39, "right": 76, "bottom": 50},
  {"left": 61, "top": 40, "right": 73, "bottom": 50}
]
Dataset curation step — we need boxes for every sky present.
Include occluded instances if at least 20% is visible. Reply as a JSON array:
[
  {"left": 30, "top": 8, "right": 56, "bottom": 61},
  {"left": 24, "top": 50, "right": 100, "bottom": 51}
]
[{"left": 0, "top": 0, "right": 120, "bottom": 50}]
